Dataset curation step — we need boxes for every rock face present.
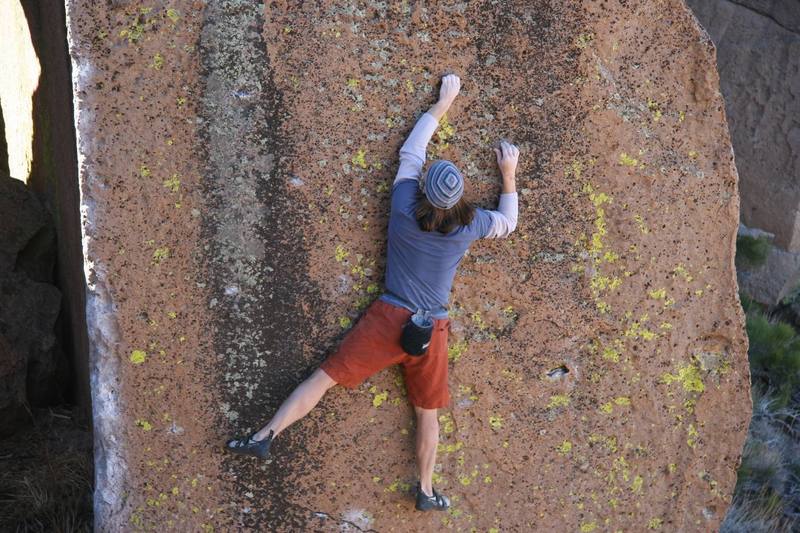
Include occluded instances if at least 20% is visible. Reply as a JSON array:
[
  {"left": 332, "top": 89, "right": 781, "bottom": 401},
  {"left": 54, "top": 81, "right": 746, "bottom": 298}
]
[
  {"left": 687, "top": 0, "right": 800, "bottom": 252},
  {"left": 66, "top": 1, "right": 750, "bottom": 531}
]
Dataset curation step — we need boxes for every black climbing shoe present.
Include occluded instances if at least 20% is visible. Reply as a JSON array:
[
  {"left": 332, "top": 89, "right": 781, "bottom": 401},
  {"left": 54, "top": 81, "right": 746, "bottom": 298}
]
[
  {"left": 225, "top": 429, "right": 274, "bottom": 459},
  {"left": 414, "top": 482, "right": 450, "bottom": 511}
]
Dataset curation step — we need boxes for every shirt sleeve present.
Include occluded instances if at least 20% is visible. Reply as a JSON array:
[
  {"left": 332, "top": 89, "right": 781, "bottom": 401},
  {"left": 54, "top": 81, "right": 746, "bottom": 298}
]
[
  {"left": 393, "top": 111, "right": 440, "bottom": 185},
  {"left": 482, "top": 192, "right": 519, "bottom": 239}
]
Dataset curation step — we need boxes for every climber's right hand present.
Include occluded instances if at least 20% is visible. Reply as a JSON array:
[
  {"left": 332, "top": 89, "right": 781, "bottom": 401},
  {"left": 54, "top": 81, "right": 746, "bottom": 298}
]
[
  {"left": 438, "top": 74, "right": 461, "bottom": 106},
  {"left": 494, "top": 140, "right": 519, "bottom": 180}
]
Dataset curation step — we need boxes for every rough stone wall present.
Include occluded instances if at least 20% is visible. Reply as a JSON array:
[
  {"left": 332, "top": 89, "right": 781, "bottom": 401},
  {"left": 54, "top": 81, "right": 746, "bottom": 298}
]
[{"left": 66, "top": 1, "right": 750, "bottom": 531}]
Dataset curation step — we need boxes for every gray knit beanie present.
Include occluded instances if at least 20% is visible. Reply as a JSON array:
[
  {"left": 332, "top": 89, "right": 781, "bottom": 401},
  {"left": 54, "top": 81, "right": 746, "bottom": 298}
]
[{"left": 422, "top": 160, "right": 464, "bottom": 209}]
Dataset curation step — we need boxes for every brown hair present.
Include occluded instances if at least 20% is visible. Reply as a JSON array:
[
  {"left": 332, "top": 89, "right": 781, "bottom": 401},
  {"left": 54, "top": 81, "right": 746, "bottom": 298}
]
[{"left": 415, "top": 191, "right": 475, "bottom": 234}]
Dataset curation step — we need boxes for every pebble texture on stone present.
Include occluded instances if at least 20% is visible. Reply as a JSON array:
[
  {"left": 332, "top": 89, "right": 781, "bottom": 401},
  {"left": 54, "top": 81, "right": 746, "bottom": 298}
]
[{"left": 66, "top": 1, "right": 751, "bottom": 531}]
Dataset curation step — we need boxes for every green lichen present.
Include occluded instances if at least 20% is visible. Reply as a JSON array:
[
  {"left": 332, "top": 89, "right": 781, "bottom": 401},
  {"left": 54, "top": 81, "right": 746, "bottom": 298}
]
[
  {"left": 557, "top": 440, "right": 572, "bottom": 454},
  {"left": 166, "top": 8, "right": 180, "bottom": 23},
  {"left": 648, "top": 517, "right": 663, "bottom": 529},
  {"left": 151, "top": 52, "right": 164, "bottom": 70},
  {"left": 580, "top": 521, "right": 597, "bottom": 532},
  {"left": 338, "top": 316, "right": 352, "bottom": 329},
  {"left": 488, "top": 415, "right": 503, "bottom": 430}
]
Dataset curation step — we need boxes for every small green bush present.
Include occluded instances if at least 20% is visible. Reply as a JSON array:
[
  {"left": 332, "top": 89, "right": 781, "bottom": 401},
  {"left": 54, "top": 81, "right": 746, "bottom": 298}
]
[
  {"left": 746, "top": 312, "right": 800, "bottom": 409},
  {"left": 736, "top": 235, "right": 771, "bottom": 268}
]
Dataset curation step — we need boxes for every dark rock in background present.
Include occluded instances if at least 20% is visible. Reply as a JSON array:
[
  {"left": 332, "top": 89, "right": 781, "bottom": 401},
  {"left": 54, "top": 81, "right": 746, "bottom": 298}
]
[
  {"left": 0, "top": 335, "right": 26, "bottom": 436},
  {"left": 0, "top": 172, "right": 65, "bottom": 435},
  {"left": 688, "top": 0, "right": 800, "bottom": 305},
  {"left": 687, "top": 0, "right": 800, "bottom": 251}
]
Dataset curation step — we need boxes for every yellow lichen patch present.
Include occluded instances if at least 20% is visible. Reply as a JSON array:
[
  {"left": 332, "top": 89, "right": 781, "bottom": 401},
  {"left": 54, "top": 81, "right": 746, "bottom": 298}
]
[
  {"left": 547, "top": 394, "right": 570, "bottom": 409},
  {"left": 557, "top": 440, "right": 572, "bottom": 454},
  {"left": 438, "top": 441, "right": 464, "bottom": 454},
  {"left": 152, "top": 247, "right": 170, "bottom": 264},
  {"left": 624, "top": 315, "right": 658, "bottom": 341},
  {"left": 130, "top": 349, "right": 147, "bottom": 364},
  {"left": 334, "top": 244, "right": 349, "bottom": 262},
  {"left": 631, "top": 475, "right": 644, "bottom": 493},
  {"left": 648, "top": 517, "right": 663, "bottom": 529},
  {"left": 405, "top": 79, "right": 415, "bottom": 93},
  {"left": 372, "top": 390, "right": 389, "bottom": 408},
  {"left": 135, "top": 419, "right": 153, "bottom": 431},
  {"left": 351, "top": 149, "right": 368, "bottom": 169},
  {"left": 686, "top": 423, "right": 699, "bottom": 448},
  {"left": 436, "top": 114, "right": 455, "bottom": 146},
  {"left": 448, "top": 340, "right": 468, "bottom": 362},
  {"left": 600, "top": 402, "right": 613, "bottom": 414},
  {"left": 602, "top": 339, "right": 624, "bottom": 362},
  {"left": 661, "top": 363, "right": 705, "bottom": 393},
  {"left": 338, "top": 316, "right": 351, "bottom": 329},
  {"left": 488, "top": 415, "right": 503, "bottom": 430},
  {"left": 633, "top": 214, "right": 650, "bottom": 234},
  {"left": 565, "top": 159, "right": 584, "bottom": 179},
  {"left": 163, "top": 174, "right": 180, "bottom": 192},
  {"left": 614, "top": 396, "right": 631, "bottom": 406},
  {"left": 659, "top": 322, "right": 672, "bottom": 330},
  {"left": 667, "top": 463, "right": 677, "bottom": 474},
  {"left": 619, "top": 152, "right": 639, "bottom": 167},
  {"left": 688, "top": 150, "right": 699, "bottom": 159},
  {"left": 647, "top": 99, "right": 662, "bottom": 122},
  {"left": 438, "top": 414, "right": 456, "bottom": 433},
  {"left": 602, "top": 250, "right": 619, "bottom": 263},
  {"left": 648, "top": 288, "right": 666, "bottom": 300},
  {"left": 166, "top": 8, "right": 180, "bottom": 23},
  {"left": 672, "top": 264, "right": 693, "bottom": 282},
  {"left": 346, "top": 77, "right": 360, "bottom": 88},
  {"left": 580, "top": 521, "right": 597, "bottom": 532},
  {"left": 140, "top": 165, "right": 151, "bottom": 177},
  {"left": 575, "top": 33, "right": 594, "bottom": 48},
  {"left": 151, "top": 52, "right": 164, "bottom": 70}
]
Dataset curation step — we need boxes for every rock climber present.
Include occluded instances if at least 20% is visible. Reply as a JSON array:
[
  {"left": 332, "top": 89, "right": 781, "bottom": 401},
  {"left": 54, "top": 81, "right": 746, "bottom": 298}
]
[{"left": 225, "top": 73, "right": 520, "bottom": 512}]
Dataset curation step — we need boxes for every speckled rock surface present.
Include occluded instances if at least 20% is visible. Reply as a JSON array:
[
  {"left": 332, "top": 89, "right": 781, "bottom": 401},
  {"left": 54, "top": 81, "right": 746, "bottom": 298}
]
[{"left": 66, "top": 1, "right": 750, "bottom": 531}]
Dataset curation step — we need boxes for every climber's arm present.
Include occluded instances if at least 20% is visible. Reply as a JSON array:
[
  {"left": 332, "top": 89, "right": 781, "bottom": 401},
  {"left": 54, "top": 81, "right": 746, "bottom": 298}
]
[
  {"left": 394, "top": 112, "right": 440, "bottom": 184},
  {"left": 394, "top": 74, "right": 461, "bottom": 185},
  {"left": 484, "top": 141, "right": 520, "bottom": 239}
]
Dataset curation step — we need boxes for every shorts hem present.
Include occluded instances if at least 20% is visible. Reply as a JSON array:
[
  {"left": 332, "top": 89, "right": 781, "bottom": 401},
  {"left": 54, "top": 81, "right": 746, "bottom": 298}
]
[{"left": 319, "top": 364, "right": 360, "bottom": 389}]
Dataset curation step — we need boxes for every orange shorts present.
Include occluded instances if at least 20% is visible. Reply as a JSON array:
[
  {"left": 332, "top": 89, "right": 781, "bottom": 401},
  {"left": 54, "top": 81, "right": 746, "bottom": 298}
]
[{"left": 320, "top": 299, "right": 451, "bottom": 409}]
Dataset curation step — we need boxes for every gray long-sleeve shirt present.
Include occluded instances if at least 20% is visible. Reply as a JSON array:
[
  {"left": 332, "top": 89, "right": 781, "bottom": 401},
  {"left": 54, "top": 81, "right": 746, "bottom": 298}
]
[{"left": 379, "top": 112, "right": 519, "bottom": 318}]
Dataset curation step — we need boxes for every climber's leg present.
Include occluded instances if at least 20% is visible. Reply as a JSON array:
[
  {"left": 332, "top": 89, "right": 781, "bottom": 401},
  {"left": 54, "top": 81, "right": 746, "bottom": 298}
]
[
  {"left": 414, "top": 405, "right": 439, "bottom": 496},
  {"left": 252, "top": 368, "right": 337, "bottom": 440}
]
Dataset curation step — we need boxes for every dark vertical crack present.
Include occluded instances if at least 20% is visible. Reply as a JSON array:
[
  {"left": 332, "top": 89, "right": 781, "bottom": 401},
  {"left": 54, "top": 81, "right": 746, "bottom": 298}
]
[{"left": 197, "top": 1, "right": 324, "bottom": 528}]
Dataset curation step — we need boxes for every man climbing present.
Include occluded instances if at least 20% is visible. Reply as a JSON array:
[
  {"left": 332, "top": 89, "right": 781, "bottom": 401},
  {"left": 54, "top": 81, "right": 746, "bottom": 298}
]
[{"left": 226, "top": 73, "right": 520, "bottom": 512}]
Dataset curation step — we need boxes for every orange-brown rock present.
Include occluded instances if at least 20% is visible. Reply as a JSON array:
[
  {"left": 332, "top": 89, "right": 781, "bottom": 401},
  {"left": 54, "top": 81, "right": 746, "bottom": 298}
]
[{"left": 66, "top": 1, "right": 750, "bottom": 531}]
